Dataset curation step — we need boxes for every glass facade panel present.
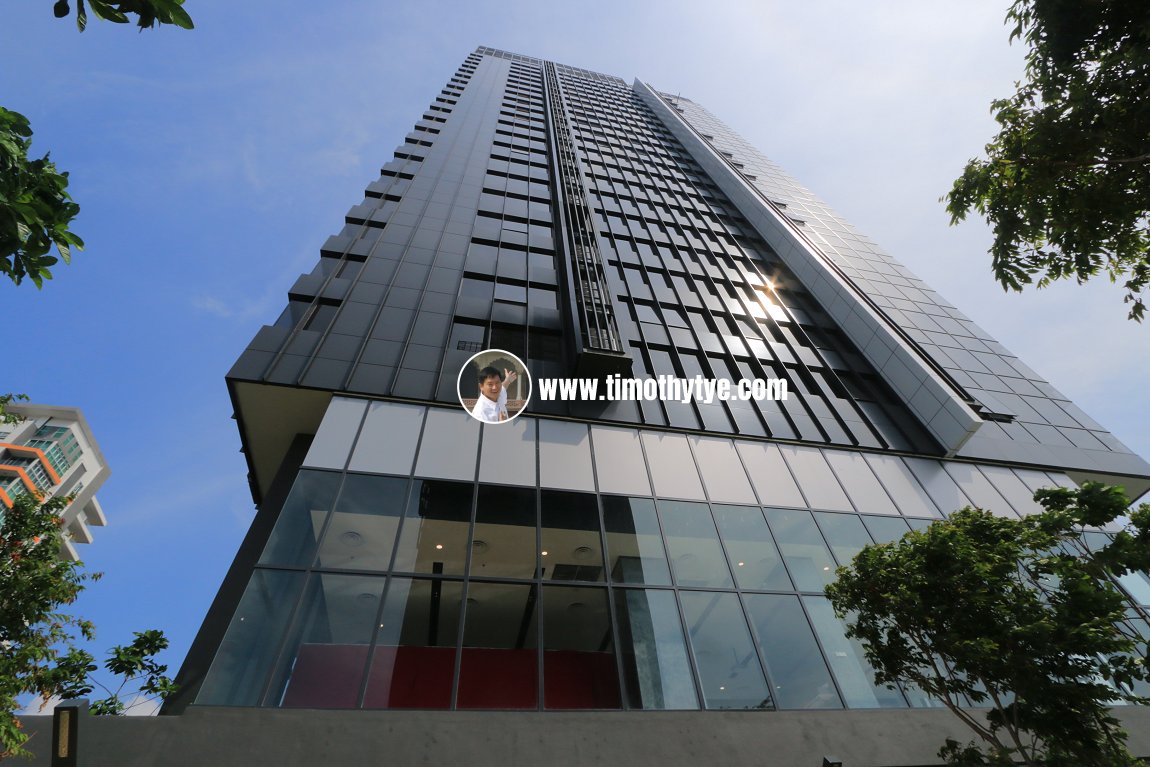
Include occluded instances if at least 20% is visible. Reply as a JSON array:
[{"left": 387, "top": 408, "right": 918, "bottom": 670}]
[
  {"left": 743, "top": 593, "right": 841, "bottom": 709},
  {"left": 640, "top": 432, "right": 706, "bottom": 500},
  {"left": 777, "top": 445, "right": 852, "bottom": 511},
  {"left": 542, "top": 585, "right": 620, "bottom": 708},
  {"left": 196, "top": 570, "right": 306, "bottom": 706},
  {"left": 315, "top": 474, "right": 406, "bottom": 571},
  {"left": 590, "top": 426, "right": 652, "bottom": 496},
  {"left": 803, "top": 595, "right": 906, "bottom": 708},
  {"left": 260, "top": 470, "right": 342, "bottom": 567},
  {"left": 614, "top": 588, "right": 698, "bottom": 710},
  {"left": 602, "top": 496, "right": 672, "bottom": 585},
  {"left": 659, "top": 500, "right": 733, "bottom": 588},
  {"left": 823, "top": 451, "right": 898, "bottom": 515},
  {"left": 764, "top": 508, "right": 836, "bottom": 592},
  {"left": 541, "top": 490, "right": 605, "bottom": 583},
  {"left": 471, "top": 485, "right": 537, "bottom": 578},
  {"left": 679, "top": 591, "right": 772, "bottom": 710},
  {"left": 392, "top": 479, "right": 473, "bottom": 575},
  {"left": 861, "top": 514, "right": 912, "bottom": 544},
  {"left": 712, "top": 504, "right": 792, "bottom": 591},
  {"left": 457, "top": 582, "right": 538, "bottom": 709},
  {"left": 271, "top": 573, "right": 385, "bottom": 708},
  {"left": 813, "top": 511, "right": 875, "bottom": 568},
  {"left": 364, "top": 578, "right": 462, "bottom": 709}
]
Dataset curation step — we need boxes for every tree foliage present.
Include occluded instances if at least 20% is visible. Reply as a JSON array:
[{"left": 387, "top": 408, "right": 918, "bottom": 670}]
[
  {"left": 826, "top": 483, "right": 1150, "bottom": 767},
  {"left": 0, "top": 109, "right": 83, "bottom": 289},
  {"left": 946, "top": 0, "right": 1150, "bottom": 321},
  {"left": 51, "top": 0, "right": 193, "bottom": 32},
  {"left": 0, "top": 493, "right": 175, "bottom": 761},
  {"left": 0, "top": 1, "right": 193, "bottom": 291}
]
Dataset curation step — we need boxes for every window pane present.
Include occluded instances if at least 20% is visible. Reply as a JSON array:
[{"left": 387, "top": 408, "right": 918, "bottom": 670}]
[
  {"left": 541, "top": 490, "right": 605, "bottom": 583},
  {"left": 803, "top": 595, "right": 906, "bottom": 708},
  {"left": 712, "top": 504, "right": 792, "bottom": 591},
  {"left": 679, "top": 591, "right": 772, "bottom": 710},
  {"left": 196, "top": 570, "right": 306, "bottom": 706},
  {"left": 364, "top": 578, "right": 462, "bottom": 709},
  {"left": 603, "top": 496, "right": 672, "bottom": 585},
  {"left": 743, "top": 593, "right": 841, "bottom": 709},
  {"left": 260, "top": 471, "right": 342, "bottom": 566},
  {"left": 614, "top": 589, "right": 698, "bottom": 710},
  {"left": 392, "top": 479, "right": 473, "bottom": 575},
  {"left": 764, "top": 508, "right": 837, "bottom": 592},
  {"left": 471, "top": 485, "right": 537, "bottom": 579},
  {"left": 813, "top": 511, "right": 875, "bottom": 568},
  {"left": 659, "top": 501, "right": 733, "bottom": 588},
  {"left": 458, "top": 582, "right": 538, "bottom": 709},
  {"left": 542, "top": 586, "right": 620, "bottom": 709},
  {"left": 316, "top": 474, "right": 406, "bottom": 571},
  {"left": 861, "top": 514, "right": 912, "bottom": 544},
  {"left": 272, "top": 573, "right": 385, "bottom": 708}
]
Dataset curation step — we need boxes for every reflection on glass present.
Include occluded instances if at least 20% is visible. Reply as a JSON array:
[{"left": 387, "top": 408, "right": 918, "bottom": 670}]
[
  {"left": 541, "top": 491, "right": 605, "bottom": 583},
  {"left": 364, "top": 578, "right": 462, "bottom": 709},
  {"left": 603, "top": 496, "right": 671, "bottom": 585},
  {"left": 764, "top": 508, "right": 837, "bottom": 591},
  {"left": 680, "top": 591, "right": 772, "bottom": 710},
  {"left": 260, "top": 471, "right": 342, "bottom": 566},
  {"left": 743, "top": 593, "right": 841, "bottom": 709},
  {"left": 712, "top": 505, "right": 792, "bottom": 591},
  {"left": 615, "top": 589, "right": 698, "bottom": 710},
  {"left": 659, "top": 501, "right": 733, "bottom": 588},
  {"left": 542, "top": 586, "right": 620, "bottom": 708},
  {"left": 316, "top": 474, "right": 407, "bottom": 571},
  {"left": 803, "top": 595, "right": 906, "bottom": 708},
  {"left": 861, "top": 515, "right": 912, "bottom": 544},
  {"left": 272, "top": 573, "right": 385, "bottom": 708},
  {"left": 458, "top": 582, "right": 538, "bottom": 709},
  {"left": 392, "top": 479, "right": 473, "bottom": 575},
  {"left": 471, "top": 485, "right": 537, "bottom": 579},
  {"left": 196, "top": 569, "right": 306, "bottom": 706},
  {"left": 813, "top": 512, "right": 874, "bottom": 568}
]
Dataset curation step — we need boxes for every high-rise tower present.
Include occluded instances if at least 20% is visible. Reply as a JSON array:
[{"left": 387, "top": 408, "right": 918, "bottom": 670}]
[{"left": 158, "top": 46, "right": 1150, "bottom": 764}]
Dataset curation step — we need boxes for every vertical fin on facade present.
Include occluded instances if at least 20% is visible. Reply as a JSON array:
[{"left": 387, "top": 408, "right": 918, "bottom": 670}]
[{"left": 542, "top": 62, "right": 632, "bottom": 378}]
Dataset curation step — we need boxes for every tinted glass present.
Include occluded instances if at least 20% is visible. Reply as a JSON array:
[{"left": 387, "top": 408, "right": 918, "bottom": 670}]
[
  {"left": 260, "top": 471, "right": 342, "bottom": 566},
  {"left": 712, "top": 504, "right": 792, "bottom": 591},
  {"left": 743, "top": 593, "right": 841, "bottom": 709},
  {"left": 541, "top": 490, "right": 605, "bottom": 583},
  {"left": 392, "top": 479, "right": 473, "bottom": 575},
  {"left": 659, "top": 500, "right": 733, "bottom": 588},
  {"left": 602, "top": 496, "right": 672, "bottom": 585},
  {"left": 315, "top": 474, "right": 407, "bottom": 571},
  {"left": 542, "top": 586, "right": 620, "bottom": 708},
  {"left": 614, "top": 589, "right": 698, "bottom": 710},
  {"left": 679, "top": 591, "right": 772, "bottom": 710},
  {"left": 364, "top": 578, "right": 463, "bottom": 709}
]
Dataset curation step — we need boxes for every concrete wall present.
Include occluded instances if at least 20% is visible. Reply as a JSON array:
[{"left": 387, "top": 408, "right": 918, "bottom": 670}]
[{"left": 18, "top": 706, "right": 1150, "bottom": 767}]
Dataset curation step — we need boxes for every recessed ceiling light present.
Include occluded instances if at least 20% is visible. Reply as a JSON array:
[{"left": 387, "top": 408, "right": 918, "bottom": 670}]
[
  {"left": 435, "top": 543, "right": 444, "bottom": 550},
  {"left": 340, "top": 531, "right": 364, "bottom": 547}
]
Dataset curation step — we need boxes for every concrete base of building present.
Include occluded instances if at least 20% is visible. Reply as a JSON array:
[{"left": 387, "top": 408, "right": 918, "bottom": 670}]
[{"left": 17, "top": 706, "right": 1150, "bottom": 767}]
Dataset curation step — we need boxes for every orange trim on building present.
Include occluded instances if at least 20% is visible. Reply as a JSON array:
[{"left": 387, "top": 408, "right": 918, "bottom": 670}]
[
  {"left": 0, "top": 486, "right": 12, "bottom": 509},
  {"left": 0, "top": 465, "right": 41, "bottom": 497},
  {"left": 0, "top": 443, "right": 63, "bottom": 484}
]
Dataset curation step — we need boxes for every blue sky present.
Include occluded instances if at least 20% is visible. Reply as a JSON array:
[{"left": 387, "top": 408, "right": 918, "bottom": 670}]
[{"left": 3, "top": 1, "right": 1147, "bottom": 707}]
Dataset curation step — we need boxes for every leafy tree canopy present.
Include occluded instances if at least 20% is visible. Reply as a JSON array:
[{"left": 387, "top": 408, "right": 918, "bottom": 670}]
[
  {"left": 0, "top": 109, "right": 83, "bottom": 289},
  {"left": 1, "top": 493, "right": 175, "bottom": 760},
  {"left": 826, "top": 483, "right": 1150, "bottom": 766},
  {"left": 51, "top": 0, "right": 193, "bottom": 32},
  {"left": 946, "top": 0, "right": 1150, "bottom": 320},
  {"left": 1, "top": 0, "right": 192, "bottom": 291}
]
